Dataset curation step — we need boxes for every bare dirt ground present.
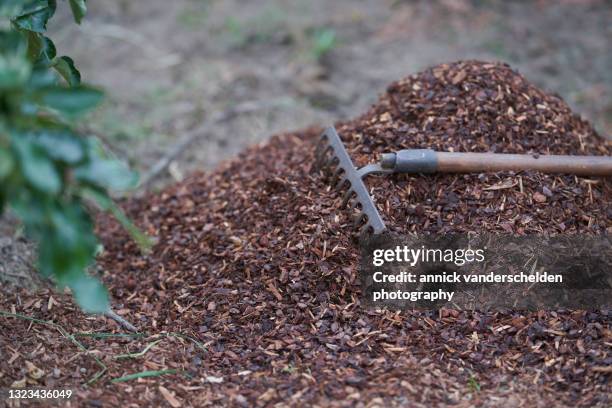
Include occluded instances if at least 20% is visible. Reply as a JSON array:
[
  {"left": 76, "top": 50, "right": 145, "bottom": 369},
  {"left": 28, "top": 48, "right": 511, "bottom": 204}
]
[{"left": 49, "top": 0, "right": 611, "bottom": 185}]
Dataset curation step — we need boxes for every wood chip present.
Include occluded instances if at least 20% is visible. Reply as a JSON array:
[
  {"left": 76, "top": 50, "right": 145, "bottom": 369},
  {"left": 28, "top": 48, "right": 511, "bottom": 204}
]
[{"left": 159, "top": 386, "right": 181, "bottom": 408}]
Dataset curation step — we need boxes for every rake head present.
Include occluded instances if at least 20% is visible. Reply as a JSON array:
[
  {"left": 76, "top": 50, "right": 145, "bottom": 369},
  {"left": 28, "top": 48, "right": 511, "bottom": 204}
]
[{"left": 313, "top": 126, "right": 389, "bottom": 236}]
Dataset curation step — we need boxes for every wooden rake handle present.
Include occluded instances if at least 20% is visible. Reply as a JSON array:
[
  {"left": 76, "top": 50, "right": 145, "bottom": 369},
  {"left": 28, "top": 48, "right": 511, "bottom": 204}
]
[{"left": 380, "top": 150, "right": 612, "bottom": 177}]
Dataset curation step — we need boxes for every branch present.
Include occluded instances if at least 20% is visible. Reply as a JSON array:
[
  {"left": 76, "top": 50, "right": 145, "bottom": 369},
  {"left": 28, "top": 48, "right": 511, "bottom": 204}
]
[{"left": 104, "top": 309, "right": 139, "bottom": 333}]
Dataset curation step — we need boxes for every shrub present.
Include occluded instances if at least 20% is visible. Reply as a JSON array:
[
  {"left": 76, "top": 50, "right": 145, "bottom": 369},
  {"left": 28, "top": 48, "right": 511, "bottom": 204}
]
[{"left": 0, "top": 1, "right": 149, "bottom": 312}]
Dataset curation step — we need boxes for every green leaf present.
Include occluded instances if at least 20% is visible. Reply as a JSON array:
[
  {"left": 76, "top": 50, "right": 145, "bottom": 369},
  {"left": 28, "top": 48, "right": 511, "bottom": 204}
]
[
  {"left": 68, "top": 0, "right": 87, "bottom": 24},
  {"left": 0, "top": 148, "right": 14, "bottom": 179},
  {"left": 12, "top": 1, "right": 56, "bottom": 33},
  {"left": 27, "top": 66, "right": 56, "bottom": 88},
  {"left": 7, "top": 190, "right": 48, "bottom": 236},
  {"left": 0, "top": 53, "right": 31, "bottom": 89},
  {"left": 40, "top": 36, "right": 56, "bottom": 62},
  {"left": 52, "top": 56, "right": 81, "bottom": 85},
  {"left": 311, "top": 28, "right": 336, "bottom": 60},
  {"left": 34, "top": 205, "right": 98, "bottom": 317},
  {"left": 74, "top": 158, "right": 138, "bottom": 191},
  {"left": 34, "top": 202, "right": 96, "bottom": 277},
  {"left": 0, "top": 0, "right": 25, "bottom": 17},
  {"left": 28, "top": 34, "right": 57, "bottom": 66},
  {"left": 38, "top": 86, "right": 103, "bottom": 118},
  {"left": 32, "top": 129, "right": 84, "bottom": 163},
  {"left": 12, "top": 136, "right": 61, "bottom": 194},
  {"left": 0, "top": 30, "right": 26, "bottom": 53},
  {"left": 65, "top": 274, "right": 109, "bottom": 313},
  {"left": 25, "top": 31, "right": 43, "bottom": 61},
  {"left": 0, "top": 31, "right": 31, "bottom": 89}
]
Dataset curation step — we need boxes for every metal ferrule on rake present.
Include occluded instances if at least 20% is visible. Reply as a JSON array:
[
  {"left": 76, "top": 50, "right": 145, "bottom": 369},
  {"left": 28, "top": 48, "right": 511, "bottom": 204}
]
[{"left": 314, "top": 126, "right": 389, "bottom": 235}]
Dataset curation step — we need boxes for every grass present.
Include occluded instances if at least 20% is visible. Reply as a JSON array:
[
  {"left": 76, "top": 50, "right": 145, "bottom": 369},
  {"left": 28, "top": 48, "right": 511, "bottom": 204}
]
[
  {"left": 0, "top": 310, "right": 209, "bottom": 386},
  {"left": 222, "top": 6, "right": 290, "bottom": 49},
  {"left": 467, "top": 374, "right": 481, "bottom": 392},
  {"left": 0, "top": 311, "right": 109, "bottom": 385},
  {"left": 177, "top": 0, "right": 211, "bottom": 29},
  {"left": 111, "top": 369, "right": 178, "bottom": 383},
  {"left": 224, "top": 16, "right": 247, "bottom": 48}
]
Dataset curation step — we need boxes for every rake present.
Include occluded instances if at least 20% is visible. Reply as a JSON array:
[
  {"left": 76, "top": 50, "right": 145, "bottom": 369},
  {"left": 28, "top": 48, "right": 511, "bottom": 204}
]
[{"left": 314, "top": 126, "right": 612, "bottom": 236}]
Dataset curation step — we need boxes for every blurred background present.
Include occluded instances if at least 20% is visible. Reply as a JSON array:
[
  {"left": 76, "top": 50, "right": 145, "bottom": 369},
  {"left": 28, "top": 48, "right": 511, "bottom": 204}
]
[{"left": 49, "top": 0, "right": 611, "bottom": 187}]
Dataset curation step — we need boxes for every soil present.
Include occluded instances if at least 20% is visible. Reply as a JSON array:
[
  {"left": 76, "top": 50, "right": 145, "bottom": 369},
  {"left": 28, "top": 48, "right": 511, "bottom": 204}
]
[
  {"left": 48, "top": 0, "right": 612, "bottom": 181},
  {"left": 0, "top": 61, "right": 609, "bottom": 407}
]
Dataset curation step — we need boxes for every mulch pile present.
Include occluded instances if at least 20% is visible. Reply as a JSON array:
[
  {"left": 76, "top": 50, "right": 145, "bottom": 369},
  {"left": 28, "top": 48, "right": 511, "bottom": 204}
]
[
  {"left": 1, "top": 60, "right": 610, "bottom": 407},
  {"left": 339, "top": 60, "right": 610, "bottom": 234}
]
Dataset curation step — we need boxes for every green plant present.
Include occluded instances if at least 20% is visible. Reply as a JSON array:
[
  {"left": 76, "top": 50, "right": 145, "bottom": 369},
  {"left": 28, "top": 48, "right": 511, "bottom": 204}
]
[
  {"left": 467, "top": 374, "right": 481, "bottom": 392},
  {"left": 0, "top": 1, "right": 150, "bottom": 312},
  {"left": 223, "top": 16, "right": 247, "bottom": 48},
  {"left": 177, "top": 0, "right": 210, "bottom": 29},
  {"left": 310, "top": 28, "right": 336, "bottom": 61}
]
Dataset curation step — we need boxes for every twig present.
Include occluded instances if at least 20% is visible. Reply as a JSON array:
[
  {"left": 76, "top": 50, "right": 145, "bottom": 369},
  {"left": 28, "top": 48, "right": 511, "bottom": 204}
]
[
  {"left": 166, "top": 332, "right": 207, "bottom": 352},
  {"left": 138, "top": 99, "right": 288, "bottom": 189},
  {"left": 114, "top": 339, "right": 162, "bottom": 360},
  {"left": 104, "top": 309, "right": 139, "bottom": 333}
]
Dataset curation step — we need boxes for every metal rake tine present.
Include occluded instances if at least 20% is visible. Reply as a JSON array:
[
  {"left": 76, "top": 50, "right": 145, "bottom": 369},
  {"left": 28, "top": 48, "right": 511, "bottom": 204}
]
[
  {"left": 334, "top": 176, "right": 349, "bottom": 191},
  {"left": 315, "top": 126, "right": 387, "bottom": 235},
  {"left": 314, "top": 135, "right": 335, "bottom": 167},
  {"left": 314, "top": 144, "right": 331, "bottom": 169},
  {"left": 323, "top": 155, "right": 340, "bottom": 174},
  {"left": 359, "top": 224, "right": 375, "bottom": 240},
  {"left": 314, "top": 136, "right": 329, "bottom": 158},
  {"left": 330, "top": 166, "right": 346, "bottom": 187},
  {"left": 341, "top": 188, "right": 355, "bottom": 208},
  {"left": 349, "top": 197, "right": 362, "bottom": 211},
  {"left": 352, "top": 211, "right": 367, "bottom": 227}
]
